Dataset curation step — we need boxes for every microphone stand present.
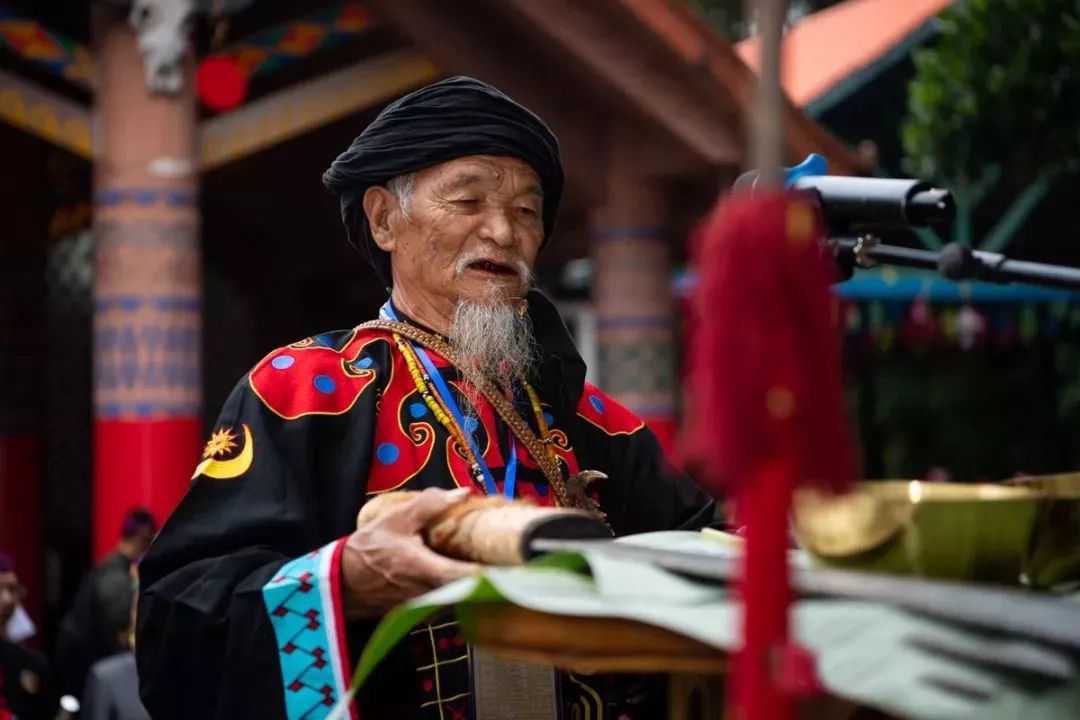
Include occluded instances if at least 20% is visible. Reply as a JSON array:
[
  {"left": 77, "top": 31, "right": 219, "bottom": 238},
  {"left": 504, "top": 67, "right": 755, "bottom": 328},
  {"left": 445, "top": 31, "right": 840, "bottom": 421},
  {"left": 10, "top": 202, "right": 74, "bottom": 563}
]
[{"left": 829, "top": 236, "right": 1080, "bottom": 291}]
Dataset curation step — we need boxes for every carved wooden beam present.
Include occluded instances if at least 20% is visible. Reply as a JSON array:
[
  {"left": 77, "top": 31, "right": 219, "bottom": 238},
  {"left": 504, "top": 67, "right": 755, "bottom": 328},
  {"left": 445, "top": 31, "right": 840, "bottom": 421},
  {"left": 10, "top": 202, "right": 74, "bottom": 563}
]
[
  {"left": 0, "top": 51, "right": 436, "bottom": 169},
  {"left": 0, "top": 1, "right": 379, "bottom": 92},
  {"left": 199, "top": 50, "right": 437, "bottom": 170},
  {"left": 501, "top": 0, "right": 742, "bottom": 167},
  {"left": 0, "top": 67, "right": 91, "bottom": 157}
]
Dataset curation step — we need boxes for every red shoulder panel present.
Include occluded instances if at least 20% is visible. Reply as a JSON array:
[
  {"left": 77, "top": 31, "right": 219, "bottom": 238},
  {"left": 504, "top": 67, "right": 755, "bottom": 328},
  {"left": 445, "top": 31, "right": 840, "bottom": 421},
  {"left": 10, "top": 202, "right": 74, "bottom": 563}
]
[
  {"left": 248, "top": 328, "right": 389, "bottom": 420},
  {"left": 364, "top": 342, "right": 442, "bottom": 494},
  {"left": 576, "top": 383, "right": 646, "bottom": 436}
]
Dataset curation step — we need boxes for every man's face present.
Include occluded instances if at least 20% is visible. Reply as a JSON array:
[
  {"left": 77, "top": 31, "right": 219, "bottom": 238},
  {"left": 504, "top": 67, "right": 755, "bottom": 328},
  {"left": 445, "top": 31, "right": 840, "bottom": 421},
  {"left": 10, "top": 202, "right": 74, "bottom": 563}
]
[
  {"left": 0, "top": 571, "right": 21, "bottom": 627},
  {"left": 380, "top": 155, "right": 544, "bottom": 309}
]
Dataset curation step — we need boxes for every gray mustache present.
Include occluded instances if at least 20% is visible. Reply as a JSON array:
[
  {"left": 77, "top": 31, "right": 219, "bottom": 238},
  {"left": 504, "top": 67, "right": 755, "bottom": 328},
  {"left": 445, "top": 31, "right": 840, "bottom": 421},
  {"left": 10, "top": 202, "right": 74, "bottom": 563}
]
[{"left": 454, "top": 254, "right": 530, "bottom": 280}]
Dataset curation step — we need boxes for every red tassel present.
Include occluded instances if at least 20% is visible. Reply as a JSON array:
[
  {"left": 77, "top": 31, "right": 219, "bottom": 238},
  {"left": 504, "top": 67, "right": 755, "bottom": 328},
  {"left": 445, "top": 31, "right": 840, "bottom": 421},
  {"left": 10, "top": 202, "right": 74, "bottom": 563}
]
[
  {"left": 687, "top": 191, "right": 855, "bottom": 494},
  {"left": 687, "top": 191, "right": 857, "bottom": 720},
  {"left": 736, "top": 457, "right": 796, "bottom": 720}
]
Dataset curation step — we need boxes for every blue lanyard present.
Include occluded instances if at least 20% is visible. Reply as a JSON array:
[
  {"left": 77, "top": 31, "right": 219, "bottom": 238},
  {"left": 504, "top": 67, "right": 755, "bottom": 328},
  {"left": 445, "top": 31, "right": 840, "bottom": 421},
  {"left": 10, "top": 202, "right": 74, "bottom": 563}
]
[
  {"left": 381, "top": 303, "right": 518, "bottom": 499},
  {"left": 505, "top": 435, "right": 518, "bottom": 500}
]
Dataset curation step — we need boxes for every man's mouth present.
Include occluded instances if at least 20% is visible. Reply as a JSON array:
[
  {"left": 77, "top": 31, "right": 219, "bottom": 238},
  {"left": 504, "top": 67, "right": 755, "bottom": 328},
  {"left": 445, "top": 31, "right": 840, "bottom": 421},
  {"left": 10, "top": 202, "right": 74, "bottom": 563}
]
[{"left": 467, "top": 259, "right": 518, "bottom": 277}]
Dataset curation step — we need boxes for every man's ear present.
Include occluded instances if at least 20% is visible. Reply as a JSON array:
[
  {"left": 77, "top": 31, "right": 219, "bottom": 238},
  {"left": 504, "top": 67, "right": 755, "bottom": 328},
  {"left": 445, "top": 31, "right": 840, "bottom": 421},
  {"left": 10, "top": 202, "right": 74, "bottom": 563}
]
[{"left": 362, "top": 186, "right": 397, "bottom": 252}]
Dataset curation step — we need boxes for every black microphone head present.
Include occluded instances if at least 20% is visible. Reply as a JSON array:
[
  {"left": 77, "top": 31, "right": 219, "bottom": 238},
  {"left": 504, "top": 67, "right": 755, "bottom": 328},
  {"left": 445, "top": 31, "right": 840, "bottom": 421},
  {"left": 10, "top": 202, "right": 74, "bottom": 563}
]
[
  {"left": 938, "top": 242, "right": 973, "bottom": 280},
  {"left": 906, "top": 187, "right": 955, "bottom": 226}
]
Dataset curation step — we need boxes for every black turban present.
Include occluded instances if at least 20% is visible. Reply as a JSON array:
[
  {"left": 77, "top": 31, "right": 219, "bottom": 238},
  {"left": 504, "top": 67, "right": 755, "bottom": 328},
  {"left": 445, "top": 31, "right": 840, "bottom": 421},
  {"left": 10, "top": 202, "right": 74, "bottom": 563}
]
[{"left": 323, "top": 76, "right": 564, "bottom": 284}]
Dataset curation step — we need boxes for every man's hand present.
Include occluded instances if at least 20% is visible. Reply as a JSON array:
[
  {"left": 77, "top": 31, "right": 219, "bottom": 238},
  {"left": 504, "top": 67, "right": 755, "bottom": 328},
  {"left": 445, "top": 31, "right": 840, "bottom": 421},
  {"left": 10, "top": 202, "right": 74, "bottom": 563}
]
[{"left": 341, "top": 487, "right": 480, "bottom": 618}]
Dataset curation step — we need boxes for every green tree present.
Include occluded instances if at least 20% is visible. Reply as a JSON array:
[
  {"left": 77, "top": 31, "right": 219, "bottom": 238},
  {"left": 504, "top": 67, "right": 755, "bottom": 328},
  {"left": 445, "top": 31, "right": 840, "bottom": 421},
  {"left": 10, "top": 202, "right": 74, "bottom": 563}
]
[
  {"left": 897, "top": 0, "right": 1080, "bottom": 475},
  {"left": 902, "top": 0, "right": 1080, "bottom": 249}
]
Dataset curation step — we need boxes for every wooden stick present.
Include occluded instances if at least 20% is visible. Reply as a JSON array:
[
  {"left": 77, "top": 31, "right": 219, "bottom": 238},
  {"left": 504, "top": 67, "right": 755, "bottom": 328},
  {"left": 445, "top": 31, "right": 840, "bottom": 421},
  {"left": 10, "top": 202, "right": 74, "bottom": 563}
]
[
  {"left": 357, "top": 492, "right": 610, "bottom": 565},
  {"left": 746, "top": 0, "right": 788, "bottom": 186}
]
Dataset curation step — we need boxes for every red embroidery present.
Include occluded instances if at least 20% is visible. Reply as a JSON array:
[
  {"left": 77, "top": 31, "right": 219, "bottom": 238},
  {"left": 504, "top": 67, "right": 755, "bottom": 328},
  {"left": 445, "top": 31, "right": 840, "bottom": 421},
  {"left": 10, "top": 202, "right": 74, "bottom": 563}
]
[
  {"left": 365, "top": 346, "right": 439, "bottom": 494},
  {"left": 249, "top": 330, "right": 386, "bottom": 420},
  {"left": 576, "top": 383, "right": 646, "bottom": 435}
]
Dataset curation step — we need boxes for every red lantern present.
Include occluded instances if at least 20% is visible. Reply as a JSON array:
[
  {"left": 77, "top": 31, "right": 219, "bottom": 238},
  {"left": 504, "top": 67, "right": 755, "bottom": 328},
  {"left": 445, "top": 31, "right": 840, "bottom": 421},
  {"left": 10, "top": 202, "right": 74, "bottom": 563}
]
[{"left": 196, "top": 56, "right": 247, "bottom": 112}]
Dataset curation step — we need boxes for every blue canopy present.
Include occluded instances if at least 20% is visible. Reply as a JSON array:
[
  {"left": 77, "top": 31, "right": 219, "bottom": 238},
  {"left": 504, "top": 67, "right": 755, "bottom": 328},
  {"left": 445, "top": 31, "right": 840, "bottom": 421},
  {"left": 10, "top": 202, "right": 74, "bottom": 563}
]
[
  {"left": 675, "top": 268, "right": 1080, "bottom": 303},
  {"left": 834, "top": 268, "right": 1080, "bottom": 303}
]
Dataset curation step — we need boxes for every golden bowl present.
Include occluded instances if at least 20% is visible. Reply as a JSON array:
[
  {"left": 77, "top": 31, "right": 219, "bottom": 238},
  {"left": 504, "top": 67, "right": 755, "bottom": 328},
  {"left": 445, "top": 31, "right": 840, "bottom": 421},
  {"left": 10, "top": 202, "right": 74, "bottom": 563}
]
[
  {"left": 792, "top": 481, "right": 1044, "bottom": 585},
  {"left": 1005, "top": 473, "right": 1080, "bottom": 588}
]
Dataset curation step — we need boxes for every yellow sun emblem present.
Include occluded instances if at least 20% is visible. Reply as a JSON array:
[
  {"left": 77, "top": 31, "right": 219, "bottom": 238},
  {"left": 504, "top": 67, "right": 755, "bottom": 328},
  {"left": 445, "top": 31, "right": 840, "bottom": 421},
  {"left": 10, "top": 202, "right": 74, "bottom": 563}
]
[
  {"left": 203, "top": 427, "right": 239, "bottom": 459},
  {"left": 193, "top": 425, "right": 254, "bottom": 481}
]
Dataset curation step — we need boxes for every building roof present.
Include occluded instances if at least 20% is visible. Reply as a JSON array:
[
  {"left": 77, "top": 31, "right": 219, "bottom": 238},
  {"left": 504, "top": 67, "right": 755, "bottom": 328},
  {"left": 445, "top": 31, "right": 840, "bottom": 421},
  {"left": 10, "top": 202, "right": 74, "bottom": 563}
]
[
  {"left": 609, "top": 0, "right": 866, "bottom": 173},
  {"left": 736, "top": 0, "right": 954, "bottom": 112},
  {"left": 0, "top": 0, "right": 866, "bottom": 178},
  {"left": 371, "top": 0, "right": 864, "bottom": 176}
]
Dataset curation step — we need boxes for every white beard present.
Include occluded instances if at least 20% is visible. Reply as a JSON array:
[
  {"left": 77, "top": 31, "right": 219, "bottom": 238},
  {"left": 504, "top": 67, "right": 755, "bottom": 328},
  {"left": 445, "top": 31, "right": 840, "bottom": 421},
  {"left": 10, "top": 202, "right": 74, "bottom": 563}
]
[{"left": 448, "top": 293, "right": 537, "bottom": 399}]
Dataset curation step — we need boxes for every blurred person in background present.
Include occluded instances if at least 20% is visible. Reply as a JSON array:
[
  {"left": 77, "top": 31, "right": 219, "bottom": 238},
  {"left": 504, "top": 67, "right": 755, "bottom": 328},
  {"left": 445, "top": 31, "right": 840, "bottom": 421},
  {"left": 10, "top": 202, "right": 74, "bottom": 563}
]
[
  {"left": 56, "top": 510, "right": 155, "bottom": 699},
  {"left": 0, "top": 551, "right": 59, "bottom": 720},
  {"left": 2, "top": 569, "right": 36, "bottom": 647},
  {"left": 81, "top": 564, "right": 148, "bottom": 720}
]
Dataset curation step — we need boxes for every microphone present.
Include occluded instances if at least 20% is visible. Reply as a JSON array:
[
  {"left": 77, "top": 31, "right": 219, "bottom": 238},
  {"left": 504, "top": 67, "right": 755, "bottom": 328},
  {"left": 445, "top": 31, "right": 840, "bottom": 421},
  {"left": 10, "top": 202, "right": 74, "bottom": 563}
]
[
  {"left": 728, "top": 155, "right": 1080, "bottom": 291},
  {"left": 735, "top": 154, "right": 955, "bottom": 230},
  {"left": 791, "top": 176, "right": 954, "bottom": 228}
]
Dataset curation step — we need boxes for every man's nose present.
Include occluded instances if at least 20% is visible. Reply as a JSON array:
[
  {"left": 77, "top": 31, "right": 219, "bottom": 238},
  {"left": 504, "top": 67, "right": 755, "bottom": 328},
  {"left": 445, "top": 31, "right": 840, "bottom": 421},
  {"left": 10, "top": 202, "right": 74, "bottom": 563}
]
[{"left": 478, "top": 208, "right": 516, "bottom": 248}]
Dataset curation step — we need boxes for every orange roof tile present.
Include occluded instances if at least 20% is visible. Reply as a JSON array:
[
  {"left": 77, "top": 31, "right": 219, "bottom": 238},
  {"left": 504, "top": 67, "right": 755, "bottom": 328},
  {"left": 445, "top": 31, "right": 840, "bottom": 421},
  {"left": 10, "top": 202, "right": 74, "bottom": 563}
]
[{"left": 737, "top": 0, "right": 954, "bottom": 108}]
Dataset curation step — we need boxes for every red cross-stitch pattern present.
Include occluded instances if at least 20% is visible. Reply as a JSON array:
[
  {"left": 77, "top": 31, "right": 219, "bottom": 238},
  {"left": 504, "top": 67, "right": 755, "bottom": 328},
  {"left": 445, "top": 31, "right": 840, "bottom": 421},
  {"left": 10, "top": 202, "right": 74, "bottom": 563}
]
[
  {"left": 265, "top": 553, "right": 342, "bottom": 718},
  {"left": 410, "top": 621, "right": 472, "bottom": 720}
]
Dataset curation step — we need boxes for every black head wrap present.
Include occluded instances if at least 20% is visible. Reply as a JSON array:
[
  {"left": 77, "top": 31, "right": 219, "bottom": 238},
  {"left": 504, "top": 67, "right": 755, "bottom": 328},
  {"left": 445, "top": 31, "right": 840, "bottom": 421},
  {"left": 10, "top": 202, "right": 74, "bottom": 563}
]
[{"left": 323, "top": 76, "right": 564, "bottom": 284}]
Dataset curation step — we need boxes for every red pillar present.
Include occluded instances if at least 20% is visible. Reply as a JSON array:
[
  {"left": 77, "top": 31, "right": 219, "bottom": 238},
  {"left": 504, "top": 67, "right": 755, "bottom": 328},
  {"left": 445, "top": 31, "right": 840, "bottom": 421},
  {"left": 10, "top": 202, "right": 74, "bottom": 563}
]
[{"left": 92, "top": 9, "right": 201, "bottom": 560}]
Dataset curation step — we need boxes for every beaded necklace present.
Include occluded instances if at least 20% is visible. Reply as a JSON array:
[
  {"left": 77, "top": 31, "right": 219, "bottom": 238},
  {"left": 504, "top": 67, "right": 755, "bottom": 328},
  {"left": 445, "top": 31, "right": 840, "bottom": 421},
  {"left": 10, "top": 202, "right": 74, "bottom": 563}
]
[
  {"left": 393, "top": 332, "right": 487, "bottom": 490},
  {"left": 523, "top": 380, "right": 560, "bottom": 469},
  {"left": 388, "top": 321, "right": 559, "bottom": 499}
]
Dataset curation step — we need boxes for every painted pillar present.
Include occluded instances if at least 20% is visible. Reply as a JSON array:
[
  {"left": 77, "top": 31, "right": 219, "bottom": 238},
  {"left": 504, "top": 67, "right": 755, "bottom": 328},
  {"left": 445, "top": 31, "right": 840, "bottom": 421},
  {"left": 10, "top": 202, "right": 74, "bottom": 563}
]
[
  {"left": 591, "top": 129, "right": 678, "bottom": 452},
  {"left": 92, "top": 8, "right": 200, "bottom": 560}
]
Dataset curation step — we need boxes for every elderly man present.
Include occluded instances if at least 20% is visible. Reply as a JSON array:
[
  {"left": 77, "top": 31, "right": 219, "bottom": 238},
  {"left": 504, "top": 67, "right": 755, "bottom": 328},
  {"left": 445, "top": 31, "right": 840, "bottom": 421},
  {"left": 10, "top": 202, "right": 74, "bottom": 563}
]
[{"left": 137, "top": 77, "right": 713, "bottom": 720}]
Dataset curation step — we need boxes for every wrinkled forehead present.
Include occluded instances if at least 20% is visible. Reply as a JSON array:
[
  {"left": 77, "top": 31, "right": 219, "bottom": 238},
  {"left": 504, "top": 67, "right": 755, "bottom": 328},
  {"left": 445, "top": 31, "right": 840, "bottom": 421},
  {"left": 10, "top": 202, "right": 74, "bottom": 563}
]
[{"left": 417, "top": 155, "right": 543, "bottom": 194}]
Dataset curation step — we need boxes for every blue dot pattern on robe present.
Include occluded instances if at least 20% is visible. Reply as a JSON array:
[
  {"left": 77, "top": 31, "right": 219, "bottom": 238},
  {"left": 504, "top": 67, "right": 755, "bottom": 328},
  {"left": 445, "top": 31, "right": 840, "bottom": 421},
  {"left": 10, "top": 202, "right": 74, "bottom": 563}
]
[
  {"left": 356, "top": 357, "right": 374, "bottom": 369},
  {"left": 589, "top": 395, "right": 605, "bottom": 413},
  {"left": 313, "top": 375, "right": 336, "bottom": 394},
  {"left": 543, "top": 411, "right": 555, "bottom": 426},
  {"left": 409, "top": 402, "right": 426, "bottom": 419},
  {"left": 463, "top": 417, "right": 479, "bottom": 435},
  {"left": 271, "top": 355, "right": 295, "bottom": 370},
  {"left": 376, "top": 442, "right": 400, "bottom": 464}
]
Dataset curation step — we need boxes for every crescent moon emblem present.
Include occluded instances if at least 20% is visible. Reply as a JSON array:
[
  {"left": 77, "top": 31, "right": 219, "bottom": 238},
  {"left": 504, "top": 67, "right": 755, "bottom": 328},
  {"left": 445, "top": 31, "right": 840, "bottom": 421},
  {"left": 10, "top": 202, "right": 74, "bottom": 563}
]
[{"left": 193, "top": 424, "right": 254, "bottom": 480}]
